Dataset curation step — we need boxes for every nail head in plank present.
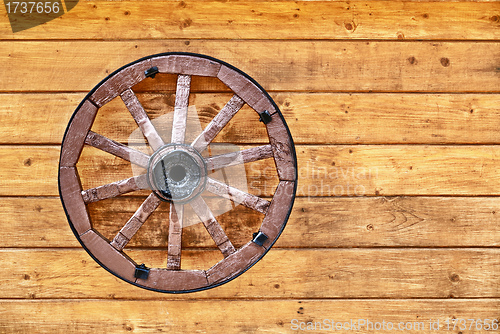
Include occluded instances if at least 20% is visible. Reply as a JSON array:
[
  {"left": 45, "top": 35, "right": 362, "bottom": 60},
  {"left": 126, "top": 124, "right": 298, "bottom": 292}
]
[
  {"left": 90, "top": 59, "right": 153, "bottom": 107},
  {"left": 206, "top": 241, "right": 265, "bottom": 285},
  {"left": 259, "top": 181, "right": 295, "bottom": 249},
  {"left": 136, "top": 269, "right": 209, "bottom": 291},
  {"left": 60, "top": 100, "right": 99, "bottom": 167},
  {"left": 151, "top": 55, "right": 221, "bottom": 77},
  {"left": 59, "top": 167, "right": 91, "bottom": 236},
  {"left": 80, "top": 230, "right": 137, "bottom": 282}
]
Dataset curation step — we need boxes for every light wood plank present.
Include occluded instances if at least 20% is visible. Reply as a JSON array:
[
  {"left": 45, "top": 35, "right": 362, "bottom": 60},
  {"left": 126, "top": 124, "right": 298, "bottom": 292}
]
[
  {"left": 0, "top": 248, "right": 499, "bottom": 298},
  {"left": 1, "top": 2, "right": 499, "bottom": 40},
  {"left": 3, "top": 196, "right": 500, "bottom": 248},
  {"left": 3, "top": 93, "right": 500, "bottom": 145},
  {"left": 0, "top": 299, "right": 499, "bottom": 333},
  {"left": 1, "top": 41, "right": 499, "bottom": 93},
  {"left": 6, "top": 145, "right": 500, "bottom": 196}
]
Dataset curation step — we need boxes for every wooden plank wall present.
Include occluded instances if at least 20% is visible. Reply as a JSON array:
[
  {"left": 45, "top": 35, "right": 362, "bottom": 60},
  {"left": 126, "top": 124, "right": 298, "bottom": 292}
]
[{"left": 1, "top": 0, "right": 500, "bottom": 333}]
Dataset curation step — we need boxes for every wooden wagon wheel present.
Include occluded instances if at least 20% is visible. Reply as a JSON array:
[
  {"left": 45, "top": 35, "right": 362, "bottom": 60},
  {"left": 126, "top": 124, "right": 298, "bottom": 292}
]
[{"left": 58, "top": 53, "right": 297, "bottom": 293}]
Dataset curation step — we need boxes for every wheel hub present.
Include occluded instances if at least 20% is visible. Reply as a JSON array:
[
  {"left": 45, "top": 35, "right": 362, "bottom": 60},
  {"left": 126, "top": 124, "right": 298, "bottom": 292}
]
[{"left": 147, "top": 144, "right": 207, "bottom": 203}]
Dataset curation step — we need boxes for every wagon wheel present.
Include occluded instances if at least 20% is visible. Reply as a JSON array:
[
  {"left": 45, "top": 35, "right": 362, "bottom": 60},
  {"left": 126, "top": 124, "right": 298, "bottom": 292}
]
[{"left": 58, "top": 53, "right": 297, "bottom": 293}]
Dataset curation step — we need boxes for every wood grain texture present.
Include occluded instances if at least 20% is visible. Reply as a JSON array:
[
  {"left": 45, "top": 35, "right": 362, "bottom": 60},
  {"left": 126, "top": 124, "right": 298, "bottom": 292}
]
[
  {"left": 206, "top": 177, "right": 270, "bottom": 215},
  {"left": 81, "top": 174, "right": 148, "bottom": 204},
  {"left": 85, "top": 131, "right": 150, "bottom": 168},
  {"left": 1, "top": 41, "right": 499, "bottom": 93},
  {"left": 167, "top": 203, "right": 183, "bottom": 270},
  {"left": 121, "top": 88, "right": 165, "bottom": 150},
  {"left": 1, "top": 1, "right": 499, "bottom": 40},
  {"left": 3, "top": 196, "right": 500, "bottom": 248},
  {"left": 190, "top": 196, "right": 237, "bottom": 257},
  {"left": 10, "top": 145, "right": 500, "bottom": 197},
  {"left": 0, "top": 299, "right": 499, "bottom": 333},
  {"left": 205, "top": 144, "right": 273, "bottom": 171},
  {"left": 191, "top": 94, "right": 245, "bottom": 152},
  {"left": 171, "top": 74, "right": 191, "bottom": 144},
  {"left": 111, "top": 193, "right": 162, "bottom": 251},
  {"left": 1, "top": 248, "right": 499, "bottom": 299},
  {"left": 4, "top": 93, "right": 500, "bottom": 145}
]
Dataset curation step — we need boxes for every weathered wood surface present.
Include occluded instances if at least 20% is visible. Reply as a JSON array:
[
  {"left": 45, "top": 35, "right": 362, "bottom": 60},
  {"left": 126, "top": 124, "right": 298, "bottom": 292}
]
[
  {"left": 0, "top": 248, "right": 499, "bottom": 298},
  {"left": 1, "top": 2, "right": 499, "bottom": 40},
  {"left": 6, "top": 145, "right": 500, "bottom": 196},
  {"left": 167, "top": 203, "right": 183, "bottom": 270},
  {"left": 3, "top": 93, "right": 500, "bottom": 145},
  {"left": 1, "top": 299, "right": 499, "bottom": 333},
  {"left": 171, "top": 74, "right": 191, "bottom": 144},
  {"left": 2, "top": 196, "right": 500, "bottom": 248},
  {"left": 1, "top": 42, "right": 499, "bottom": 93},
  {"left": 190, "top": 196, "right": 236, "bottom": 257},
  {"left": 110, "top": 193, "right": 162, "bottom": 251}
]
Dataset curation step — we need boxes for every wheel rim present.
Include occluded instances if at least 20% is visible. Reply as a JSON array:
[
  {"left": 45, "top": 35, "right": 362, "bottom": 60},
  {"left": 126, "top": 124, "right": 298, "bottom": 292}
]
[{"left": 58, "top": 52, "right": 297, "bottom": 293}]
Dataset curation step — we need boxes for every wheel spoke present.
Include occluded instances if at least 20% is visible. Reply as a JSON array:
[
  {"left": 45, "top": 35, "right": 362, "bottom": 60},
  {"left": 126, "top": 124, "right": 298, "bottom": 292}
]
[
  {"left": 85, "top": 131, "right": 150, "bottom": 168},
  {"left": 189, "top": 196, "right": 236, "bottom": 257},
  {"left": 205, "top": 144, "right": 273, "bottom": 171},
  {"left": 110, "top": 193, "right": 162, "bottom": 251},
  {"left": 167, "top": 203, "right": 183, "bottom": 270},
  {"left": 82, "top": 174, "right": 149, "bottom": 204},
  {"left": 191, "top": 94, "right": 245, "bottom": 152},
  {"left": 171, "top": 74, "right": 191, "bottom": 144},
  {"left": 206, "top": 178, "right": 270, "bottom": 215},
  {"left": 121, "top": 88, "right": 165, "bottom": 151}
]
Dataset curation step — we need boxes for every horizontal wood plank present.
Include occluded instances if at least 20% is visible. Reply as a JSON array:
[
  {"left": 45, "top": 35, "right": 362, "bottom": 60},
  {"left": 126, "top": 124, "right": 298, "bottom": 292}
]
[
  {"left": 0, "top": 248, "right": 499, "bottom": 298},
  {"left": 4, "top": 93, "right": 500, "bottom": 145},
  {"left": 5, "top": 145, "right": 500, "bottom": 196},
  {"left": 2, "top": 196, "right": 500, "bottom": 248},
  {"left": 1, "top": 41, "right": 499, "bottom": 93},
  {"left": 1, "top": 299, "right": 499, "bottom": 333},
  {"left": 1, "top": 2, "right": 499, "bottom": 40}
]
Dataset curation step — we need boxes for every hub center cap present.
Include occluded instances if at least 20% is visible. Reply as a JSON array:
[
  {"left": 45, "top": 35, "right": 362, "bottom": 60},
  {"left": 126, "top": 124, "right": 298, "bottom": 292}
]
[{"left": 147, "top": 144, "right": 207, "bottom": 203}]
